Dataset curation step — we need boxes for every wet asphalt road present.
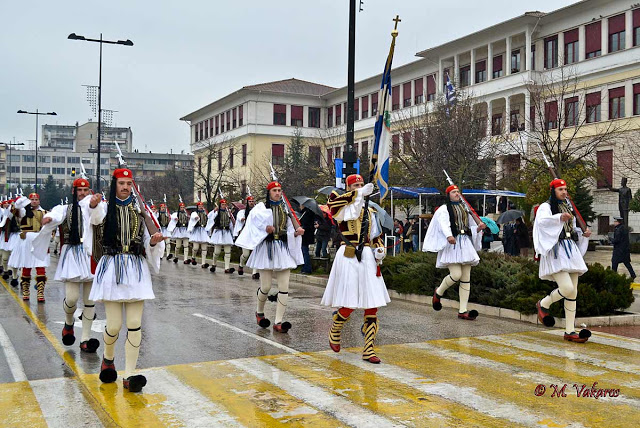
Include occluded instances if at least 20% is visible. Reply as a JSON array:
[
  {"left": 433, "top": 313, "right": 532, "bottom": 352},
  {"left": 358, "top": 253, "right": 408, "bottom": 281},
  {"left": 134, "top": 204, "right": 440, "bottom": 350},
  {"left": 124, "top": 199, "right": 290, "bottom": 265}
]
[{"left": 0, "top": 253, "right": 543, "bottom": 383}]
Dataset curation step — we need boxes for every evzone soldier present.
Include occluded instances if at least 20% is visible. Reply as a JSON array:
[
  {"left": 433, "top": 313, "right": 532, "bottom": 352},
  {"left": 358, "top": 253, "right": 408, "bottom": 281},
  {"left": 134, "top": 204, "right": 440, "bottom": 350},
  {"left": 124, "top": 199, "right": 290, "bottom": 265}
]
[
  {"left": 9, "top": 192, "right": 50, "bottom": 302},
  {"left": 321, "top": 174, "right": 389, "bottom": 364},
  {"left": 423, "top": 184, "right": 486, "bottom": 320},
  {"left": 206, "top": 198, "right": 236, "bottom": 273},
  {"left": 0, "top": 198, "right": 21, "bottom": 286},
  {"left": 236, "top": 181, "right": 304, "bottom": 333},
  {"left": 156, "top": 202, "right": 172, "bottom": 260},
  {"left": 33, "top": 177, "right": 100, "bottom": 352},
  {"left": 234, "top": 195, "right": 259, "bottom": 279},
  {"left": 188, "top": 201, "right": 211, "bottom": 268},
  {"left": 535, "top": 178, "right": 592, "bottom": 343},
  {"left": 167, "top": 201, "right": 190, "bottom": 264},
  {"left": 87, "top": 167, "right": 164, "bottom": 392}
]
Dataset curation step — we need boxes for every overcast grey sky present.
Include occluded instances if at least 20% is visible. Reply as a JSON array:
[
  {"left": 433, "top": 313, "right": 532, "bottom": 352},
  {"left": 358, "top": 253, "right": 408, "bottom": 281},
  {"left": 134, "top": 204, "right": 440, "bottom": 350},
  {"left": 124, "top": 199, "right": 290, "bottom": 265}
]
[{"left": 0, "top": 0, "right": 576, "bottom": 154}]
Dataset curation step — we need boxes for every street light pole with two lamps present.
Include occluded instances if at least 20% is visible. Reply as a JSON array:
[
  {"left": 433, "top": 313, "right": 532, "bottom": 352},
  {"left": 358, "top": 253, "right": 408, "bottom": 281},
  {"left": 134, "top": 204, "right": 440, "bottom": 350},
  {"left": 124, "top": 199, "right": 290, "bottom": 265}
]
[{"left": 16, "top": 110, "right": 57, "bottom": 193}]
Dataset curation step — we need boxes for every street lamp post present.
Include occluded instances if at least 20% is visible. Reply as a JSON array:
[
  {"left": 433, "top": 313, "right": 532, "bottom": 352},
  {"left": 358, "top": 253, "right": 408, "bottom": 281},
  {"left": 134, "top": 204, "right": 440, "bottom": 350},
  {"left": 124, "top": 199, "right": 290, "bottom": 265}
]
[
  {"left": 17, "top": 110, "right": 57, "bottom": 193},
  {"left": 0, "top": 140, "right": 26, "bottom": 191},
  {"left": 68, "top": 32, "right": 133, "bottom": 192}
]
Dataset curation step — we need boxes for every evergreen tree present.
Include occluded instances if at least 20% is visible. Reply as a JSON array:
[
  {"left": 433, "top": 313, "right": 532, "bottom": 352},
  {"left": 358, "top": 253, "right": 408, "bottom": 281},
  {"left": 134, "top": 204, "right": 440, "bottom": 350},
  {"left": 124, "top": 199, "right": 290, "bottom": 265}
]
[
  {"left": 277, "top": 129, "right": 320, "bottom": 197},
  {"left": 630, "top": 189, "right": 640, "bottom": 213},
  {"left": 572, "top": 179, "right": 596, "bottom": 224},
  {"left": 40, "top": 175, "right": 61, "bottom": 209}
]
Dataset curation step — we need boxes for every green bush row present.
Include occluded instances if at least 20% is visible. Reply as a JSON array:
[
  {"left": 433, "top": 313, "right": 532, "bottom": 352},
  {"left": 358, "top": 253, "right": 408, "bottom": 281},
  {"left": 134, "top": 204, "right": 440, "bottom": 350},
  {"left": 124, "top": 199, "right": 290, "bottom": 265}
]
[{"left": 380, "top": 252, "right": 635, "bottom": 317}]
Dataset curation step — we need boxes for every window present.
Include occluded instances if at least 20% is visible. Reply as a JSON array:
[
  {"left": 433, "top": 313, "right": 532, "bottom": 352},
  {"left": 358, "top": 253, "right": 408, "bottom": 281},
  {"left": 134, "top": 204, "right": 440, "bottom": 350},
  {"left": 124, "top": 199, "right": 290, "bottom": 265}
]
[
  {"left": 545, "top": 101, "right": 558, "bottom": 130},
  {"left": 198, "top": 157, "right": 202, "bottom": 173},
  {"left": 52, "top": 156, "right": 65, "bottom": 163},
  {"left": 392, "top": 85, "right": 400, "bottom": 110},
  {"left": 609, "top": 87, "right": 625, "bottom": 119},
  {"left": 39, "top": 156, "right": 50, "bottom": 163},
  {"left": 414, "top": 78, "right": 424, "bottom": 104},
  {"left": 23, "top": 155, "right": 35, "bottom": 162},
  {"left": 361, "top": 95, "right": 369, "bottom": 119},
  {"left": 229, "top": 148, "right": 234, "bottom": 169},
  {"left": 634, "top": 84, "right": 640, "bottom": 116},
  {"left": 459, "top": 65, "right": 470, "bottom": 87},
  {"left": 194, "top": 124, "right": 199, "bottom": 142},
  {"left": 210, "top": 118, "right": 214, "bottom": 136},
  {"left": 217, "top": 150, "right": 222, "bottom": 170},
  {"left": 37, "top": 167, "right": 50, "bottom": 174},
  {"left": 308, "top": 107, "right": 320, "bottom": 128},
  {"left": 427, "top": 75, "right": 436, "bottom": 101},
  {"left": 392, "top": 135, "right": 400, "bottom": 153},
  {"left": 271, "top": 144, "right": 284, "bottom": 166},
  {"left": 242, "top": 144, "right": 247, "bottom": 166},
  {"left": 200, "top": 122, "right": 204, "bottom": 140},
  {"left": 309, "top": 146, "right": 321, "bottom": 166},
  {"left": 327, "top": 107, "right": 333, "bottom": 127},
  {"left": 634, "top": 9, "right": 640, "bottom": 46},
  {"left": 361, "top": 140, "right": 368, "bottom": 157},
  {"left": 510, "top": 110, "right": 522, "bottom": 132},
  {"left": 335, "top": 104, "right": 342, "bottom": 126},
  {"left": 586, "top": 92, "right": 601, "bottom": 123},
  {"left": 475, "top": 60, "right": 486, "bottom": 83},
  {"left": 52, "top": 167, "right": 65, "bottom": 175},
  {"left": 492, "top": 114, "right": 503, "bottom": 136},
  {"left": 371, "top": 92, "right": 379, "bottom": 116},
  {"left": 354, "top": 98, "right": 359, "bottom": 120},
  {"left": 564, "top": 29, "right": 579, "bottom": 64},
  {"left": 334, "top": 146, "right": 341, "bottom": 159},
  {"left": 10, "top": 166, "right": 19, "bottom": 173},
  {"left": 291, "top": 105, "right": 303, "bottom": 127},
  {"left": 511, "top": 49, "right": 521, "bottom": 73},
  {"left": 354, "top": 142, "right": 359, "bottom": 154},
  {"left": 531, "top": 44, "right": 536, "bottom": 70},
  {"left": 565, "top": 97, "right": 579, "bottom": 126},
  {"left": 326, "top": 148, "right": 333, "bottom": 166},
  {"left": 609, "top": 14, "right": 626, "bottom": 52},
  {"left": 67, "top": 156, "right": 80, "bottom": 164},
  {"left": 226, "top": 111, "right": 231, "bottom": 130},
  {"left": 597, "top": 150, "right": 613, "bottom": 188},
  {"left": 402, "top": 132, "right": 411, "bottom": 152},
  {"left": 220, "top": 113, "right": 225, "bottom": 133},
  {"left": 273, "top": 104, "right": 286, "bottom": 125},
  {"left": 232, "top": 108, "right": 237, "bottom": 129},
  {"left": 492, "top": 55, "right": 503, "bottom": 78},
  {"left": 204, "top": 121, "right": 209, "bottom": 139},
  {"left": 544, "top": 35, "right": 558, "bottom": 69},
  {"left": 23, "top": 167, "right": 35, "bottom": 174},
  {"left": 213, "top": 116, "right": 218, "bottom": 135},
  {"left": 403, "top": 82, "right": 411, "bottom": 107},
  {"left": 238, "top": 105, "right": 243, "bottom": 127},
  {"left": 586, "top": 21, "right": 602, "bottom": 58}
]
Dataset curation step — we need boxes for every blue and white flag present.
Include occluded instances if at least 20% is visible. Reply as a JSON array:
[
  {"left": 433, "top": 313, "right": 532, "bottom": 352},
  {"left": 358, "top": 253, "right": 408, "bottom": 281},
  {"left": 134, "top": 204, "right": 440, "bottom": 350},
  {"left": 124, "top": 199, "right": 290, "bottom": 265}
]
[
  {"left": 445, "top": 72, "right": 456, "bottom": 116},
  {"left": 371, "top": 31, "right": 398, "bottom": 201}
]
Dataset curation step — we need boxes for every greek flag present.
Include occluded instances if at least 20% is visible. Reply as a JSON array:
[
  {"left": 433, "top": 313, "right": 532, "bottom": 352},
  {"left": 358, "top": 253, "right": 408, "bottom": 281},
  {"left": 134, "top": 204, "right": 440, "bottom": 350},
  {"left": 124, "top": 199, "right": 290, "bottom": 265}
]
[
  {"left": 445, "top": 72, "right": 456, "bottom": 116},
  {"left": 371, "top": 33, "right": 397, "bottom": 201}
]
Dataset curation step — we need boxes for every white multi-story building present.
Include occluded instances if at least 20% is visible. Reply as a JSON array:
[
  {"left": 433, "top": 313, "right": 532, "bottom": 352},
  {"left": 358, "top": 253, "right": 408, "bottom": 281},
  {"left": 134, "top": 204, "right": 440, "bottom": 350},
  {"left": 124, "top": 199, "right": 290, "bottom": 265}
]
[{"left": 182, "top": 0, "right": 640, "bottom": 235}]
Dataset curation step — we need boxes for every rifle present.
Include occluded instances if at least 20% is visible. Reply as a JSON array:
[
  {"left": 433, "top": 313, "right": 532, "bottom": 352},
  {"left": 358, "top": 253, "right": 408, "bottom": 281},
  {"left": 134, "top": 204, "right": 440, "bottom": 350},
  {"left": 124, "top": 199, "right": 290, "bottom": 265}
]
[
  {"left": 114, "top": 142, "right": 161, "bottom": 234},
  {"left": 268, "top": 162, "right": 301, "bottom": 230},
  {"left": 534, "top": 141, "right": 587, "bottom": 232},
  {"left": 443, "top": 169, "right": 484, "bottom": 227},
  {"left": 79, "top": 162, "right": 89, "bottom": 180},
  {"left": 217, "top": 188, "right": 235, "bottom": 224}
]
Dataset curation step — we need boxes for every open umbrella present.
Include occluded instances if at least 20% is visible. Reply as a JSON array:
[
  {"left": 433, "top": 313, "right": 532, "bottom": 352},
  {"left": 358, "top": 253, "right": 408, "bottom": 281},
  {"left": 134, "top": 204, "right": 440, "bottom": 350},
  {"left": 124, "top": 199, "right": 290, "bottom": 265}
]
[
  {"left": 231, "top": 202, "right": 246, "bottom": 211},
  {"left": 291, "top": 196, "right": 323, "bottom": 217},
  {"left": 496, "top": 209, "right": 524, "bottom": 224},
  {"left": 317, "top": 186, "right": 344, "bottom": 196},
  {"left": 368, "top": 201, "right": 393, "bottom": 234},
  {"left": 480, "top": 216, "right": 500, "bottom": 234}
]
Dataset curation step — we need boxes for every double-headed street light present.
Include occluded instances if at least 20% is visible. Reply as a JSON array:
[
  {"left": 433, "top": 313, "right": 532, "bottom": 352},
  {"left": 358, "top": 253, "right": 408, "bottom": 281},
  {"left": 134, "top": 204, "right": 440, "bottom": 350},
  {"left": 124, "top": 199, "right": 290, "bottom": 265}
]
[
  {"left": 68, "top": 32, "right": 133, "bottom": 192},
  {"left": 17, "top": 110, "right": 57, "bottom": 193},
  {"left": 0, "top": 140, "right": 26, "bottom": 191}
]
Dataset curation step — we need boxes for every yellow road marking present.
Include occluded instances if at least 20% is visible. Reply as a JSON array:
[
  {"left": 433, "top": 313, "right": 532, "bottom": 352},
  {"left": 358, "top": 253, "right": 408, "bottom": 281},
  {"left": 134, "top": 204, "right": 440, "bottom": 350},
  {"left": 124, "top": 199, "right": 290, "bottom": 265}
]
[{"left": 0, "top": 381, "right": 48, "bottom": 428}]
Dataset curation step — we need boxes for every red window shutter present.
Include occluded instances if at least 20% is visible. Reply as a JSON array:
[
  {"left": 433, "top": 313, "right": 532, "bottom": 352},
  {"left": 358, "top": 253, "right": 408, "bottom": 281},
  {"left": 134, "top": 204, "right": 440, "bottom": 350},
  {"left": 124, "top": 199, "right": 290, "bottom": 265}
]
[
  {"left": 354, "top": 98, "right": 359, "bottom": 111},
  {"left": 427, "top": 75, "right": 436, "bottom": 96},
  {"left": 361, "top": 140, "right": 368, "bottom": 155},
  {"left": 232, "top": 108, "right": 236, "bottom": 120},
  {"left": 564, "top": 28, "right": 579, "bottom": 44},
  {"left": 291, "top": 105, "right": 303, "bottom": 120},
  {"left": 609, "top": 14, "right": 625, "bottom": 34},
  {"left": 414, "top": 78, "right": 423, "bottom": 96},
  {"left": 226, "top": 111, "right": 230, "bottom": 127},
  {"left": 327, "top": 148, "right": 333, "bottom": 164},
  {"left": 239, "top": 105, "right": 243, "bottom": 120},
  {"left": 372, "top": 92, "right": 378, "bottom": 106},
  {"left": 609, "top": 87, "right": 625, "bottom": 98},
  {"left": 362, "top": 95, "right": 369, "bottom": 112},
  {"left": 565, "top": 96, "right": 578, "bottom": 104},
  {"left": 586, "top": 92, "right": 601, "bottom": 106},
  {"left": 476, "top": 60, "right": 486, "bottom": 72},
  {"left": 335, "top": 104, "right": 341, "bottom": 117},
  {"left": 545, "top": 101, "right": 558, "bottom": 122},
  {"left": 597, "top": 150, "right": 613, "bottom": 187},
  {"left": 530, "top": 105, "right": 536, "bottom": 128},
  {"left": 274, "top": 104, "right": 286, "bottom": 114},
  {"left": 272, "top": 144, "right": 284, "bottom": 157},
  {"left": 392, "top": 134, "right": 400, "bottom": 152},
  {"left": 392, "top": 86, "right": 400, "bottom": 104},
  {"left": 493, "top": 55, "right": 503, "bottom": 72},
  {"left": 634, "top": 9, "right": 640, "bottom": 27},
  {"left": 586, "top": 21, "right": 602, "bottom": 54},
  {"left": 634, "top": 83, "right": 640, "bottom": 95},
  {"left": 403, "top": 82, "right": 411, "bottom": 98}
]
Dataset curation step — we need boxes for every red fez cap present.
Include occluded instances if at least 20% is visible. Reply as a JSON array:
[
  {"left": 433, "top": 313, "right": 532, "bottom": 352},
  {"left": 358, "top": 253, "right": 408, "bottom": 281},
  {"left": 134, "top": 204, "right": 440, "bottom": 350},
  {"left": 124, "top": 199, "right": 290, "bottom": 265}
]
[
  {"left": 160, "top": 203, "right": 166, "bottom": 207},
  {"left": 267, "top": 181, "right": 281, "bottom": 190},
  {"left": 550, "top": 178, "right": 566, "bottom": 188},
  {"left": 113, "top": 168, "right": 133, "bottom": 179},
  {"left": 446, "top": 185, "right": 459, "bottom": 194},
  {"left": 179, "top": 202, "right": 185, "bottom": 207},
  {"left": 73, "top": 178, "right": 90, "bottom": 188},
  {"left": 196, "top": 201, "right": 204, "bottom": 206},
  {"left": 246, "top": 195, "right": 255, "bottom": 201},
  {"left": 346, "top": 174, "right": 364, "bottom": 187},
  {"left": 219, "top": 199, "right": 227, "bottom": 204},
  {"left": 29, "top": 193, "right": 40, "bottom": 199},
  {"left": 150, "top": 205, "right": 156, "bottom": 209}
]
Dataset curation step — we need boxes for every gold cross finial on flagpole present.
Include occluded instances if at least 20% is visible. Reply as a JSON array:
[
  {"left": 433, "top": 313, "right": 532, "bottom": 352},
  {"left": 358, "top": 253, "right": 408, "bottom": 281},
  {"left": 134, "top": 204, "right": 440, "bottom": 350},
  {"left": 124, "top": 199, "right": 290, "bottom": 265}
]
[{"left": 392, "top": 15, "right": 401, "bottom": 37}]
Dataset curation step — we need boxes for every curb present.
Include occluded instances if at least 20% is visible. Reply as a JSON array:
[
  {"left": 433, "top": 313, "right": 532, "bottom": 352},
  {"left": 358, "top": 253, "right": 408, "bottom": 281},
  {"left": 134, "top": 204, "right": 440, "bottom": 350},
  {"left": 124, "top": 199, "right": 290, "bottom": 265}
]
[
  {"left": 287, "top": 270, "right": 640, "bottom": 327},
  {"left": 632, "top": 282, "right": 640, "bottom": 290}
]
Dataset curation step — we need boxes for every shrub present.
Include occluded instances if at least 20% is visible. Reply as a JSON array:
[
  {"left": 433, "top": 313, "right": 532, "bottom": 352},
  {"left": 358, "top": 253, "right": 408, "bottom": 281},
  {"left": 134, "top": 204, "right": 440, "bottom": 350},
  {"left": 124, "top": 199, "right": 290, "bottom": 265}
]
[{"left": 381, "top": 252, "right": 635, "bottom": 317}]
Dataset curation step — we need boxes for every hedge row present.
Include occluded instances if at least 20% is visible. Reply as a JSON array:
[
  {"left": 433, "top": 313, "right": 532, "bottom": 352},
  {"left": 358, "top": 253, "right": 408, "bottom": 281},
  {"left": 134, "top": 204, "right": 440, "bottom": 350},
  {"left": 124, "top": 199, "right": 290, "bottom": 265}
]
[{"left": 380, "top": 252, "right": 635, "bottom": 317}]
